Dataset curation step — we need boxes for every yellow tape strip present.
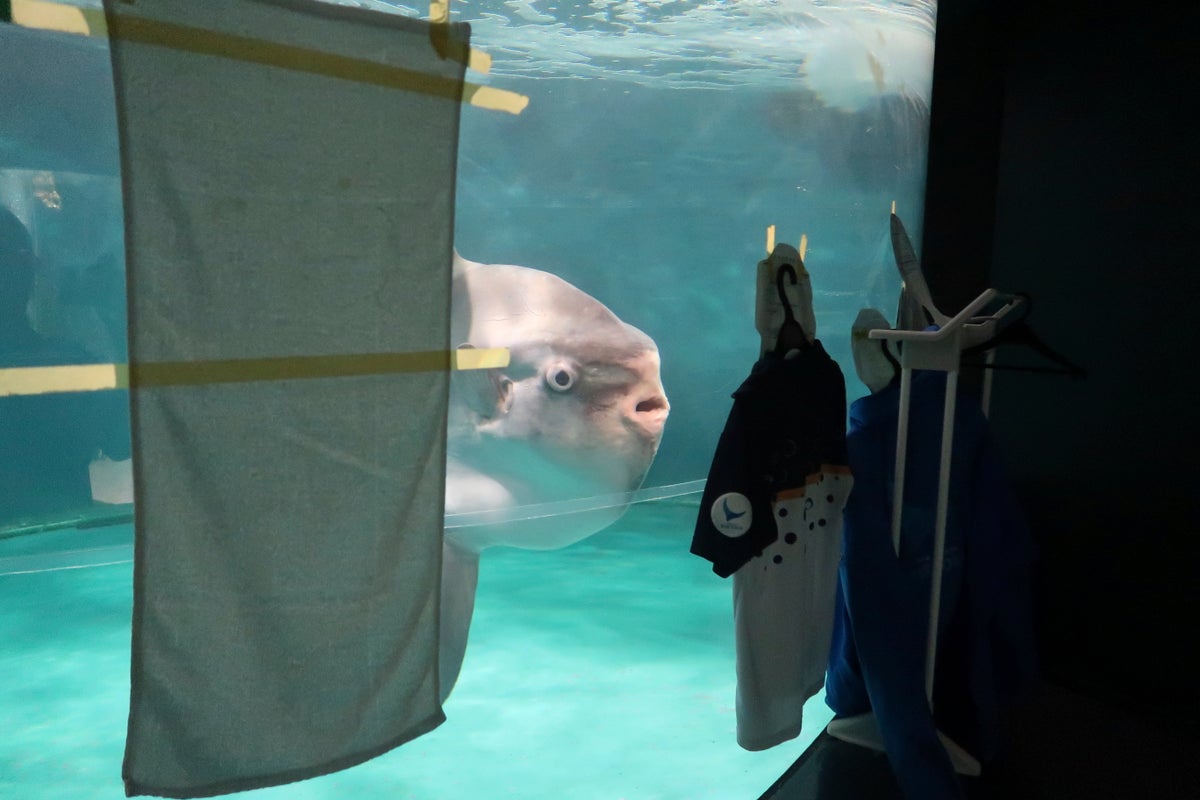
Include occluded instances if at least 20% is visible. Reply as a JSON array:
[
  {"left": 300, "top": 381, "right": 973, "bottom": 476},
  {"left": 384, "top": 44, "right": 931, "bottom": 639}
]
[
  {"left": 130, "top": 352, "right": 449, "bottom": 388},
  {"left": 107, "top": 15, "right": 525, "bottom": 113},
  {"left": 429, "top": 0, "right": 491, "bottom": 74},
  {"left": 0, "top": 348, "right": 509, "bottom": 396},
  {"left": 468, "top": 47, "right": 492, "bottom": 75},
  {"left": 12, "top": 0, "right": 105, "bottom": 36},
  {"left": 13, "top": 2, "right": 521, "bottom": 113},
  {"left": 109, "top": 15, "right": 466, "bottom": 101},
  {"left": 452, "top": 347, "right": 510, "bottom": 371},
  {"left": 0, "top": 364, "right": 128, "bottom": 398},
  {"left": 464, "top": 83, "right": 528, "bottom": 114}
]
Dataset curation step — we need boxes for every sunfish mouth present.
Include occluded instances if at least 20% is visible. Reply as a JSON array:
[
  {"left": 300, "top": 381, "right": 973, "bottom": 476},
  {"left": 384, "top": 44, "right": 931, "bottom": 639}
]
[{"left": 623, "top": 349, "right": 670, "bottom": 442}]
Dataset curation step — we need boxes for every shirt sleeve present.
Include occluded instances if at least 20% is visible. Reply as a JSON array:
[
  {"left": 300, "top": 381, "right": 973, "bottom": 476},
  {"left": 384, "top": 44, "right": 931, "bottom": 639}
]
[{"left": 690, "top": 394, "right": 778, "bottom": 578}]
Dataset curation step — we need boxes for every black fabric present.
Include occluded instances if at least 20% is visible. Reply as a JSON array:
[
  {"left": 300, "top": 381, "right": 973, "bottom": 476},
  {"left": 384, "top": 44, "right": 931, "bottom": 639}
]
[{"left": 691, "top": 341, "right": 849, "bottom": 577}]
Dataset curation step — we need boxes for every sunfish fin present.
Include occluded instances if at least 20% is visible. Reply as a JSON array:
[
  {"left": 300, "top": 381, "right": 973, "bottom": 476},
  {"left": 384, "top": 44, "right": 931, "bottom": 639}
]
[{"left": 439, "top": 540, "right": 481, "bottom": 703}]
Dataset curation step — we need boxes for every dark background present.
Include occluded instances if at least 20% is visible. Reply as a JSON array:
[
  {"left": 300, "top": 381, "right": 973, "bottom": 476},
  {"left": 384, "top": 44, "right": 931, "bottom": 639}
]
[{"left": 921, "top": 0, "right": 1199, "bottom": 734}]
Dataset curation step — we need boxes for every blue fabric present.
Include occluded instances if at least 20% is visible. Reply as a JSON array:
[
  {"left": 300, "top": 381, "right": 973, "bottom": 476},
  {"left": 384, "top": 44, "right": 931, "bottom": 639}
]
[{"left": 826, "top": 371, "right": 1036, "bottom": 800}]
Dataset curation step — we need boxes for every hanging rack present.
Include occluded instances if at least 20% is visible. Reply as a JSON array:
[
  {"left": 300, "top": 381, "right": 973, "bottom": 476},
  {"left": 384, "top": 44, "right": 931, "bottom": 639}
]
[{"left": 826, "top": 212, "right": 1028, "bottom": 776}]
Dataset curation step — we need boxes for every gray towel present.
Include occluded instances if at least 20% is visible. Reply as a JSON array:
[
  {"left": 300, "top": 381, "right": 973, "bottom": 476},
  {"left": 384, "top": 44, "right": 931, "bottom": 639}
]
[{"left": 105, "top": 1, "right": 468, "bottom": 795}]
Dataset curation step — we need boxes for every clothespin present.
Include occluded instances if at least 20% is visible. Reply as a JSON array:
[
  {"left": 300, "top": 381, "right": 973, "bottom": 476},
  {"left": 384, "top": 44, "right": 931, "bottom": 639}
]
[{"left": 756, "top": 226, "right": 816, "bottom": 355}]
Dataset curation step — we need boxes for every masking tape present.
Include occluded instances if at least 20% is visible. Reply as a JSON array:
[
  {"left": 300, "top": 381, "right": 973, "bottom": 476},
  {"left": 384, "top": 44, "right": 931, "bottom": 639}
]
[
  {"left": 429, "top": 0, "right": 489, "bottom": 74},
  {"left": 128, "top": 352, "right": 451, "bottom": 388},
  {"left": 13, "top": 2, "right": 520, "bottom": 113},
  {"left": 110, "top": 15, "right": 462, "bottom": 102},
  {"left": 0, "top": 364, "right": 128, "bottom": 397},
  {"left": 12, "top": 0, "right": 104, "bottom": 35},
  {"left": 468, "top": 47, "right": 492, "bottom": 75},
  {"left": 429, "top": 0, "right": 490, "bottom": 73},
  {"left": 452, "top": 347, "right": 510, "bottom": 371},
  {"left": 464, "top": 83, "right": 528, "bottom": 114},
  {"left": 0, "top": 348, "right": 509, "bottom": 396}
]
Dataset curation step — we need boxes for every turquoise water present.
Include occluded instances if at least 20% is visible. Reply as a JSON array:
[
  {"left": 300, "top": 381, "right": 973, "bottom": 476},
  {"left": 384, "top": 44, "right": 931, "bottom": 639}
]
[
  {"left": 1, "top": 499, "right": 832, "bottom": 799},
  {"left": 450, "top": 1, "right": 937, "bottom": 482},
  {"left": 2, "top": 2, "right": 936, "bottom": 498},
  {"left": 2, "top": 1, "right": 936, "bottom": 796}
]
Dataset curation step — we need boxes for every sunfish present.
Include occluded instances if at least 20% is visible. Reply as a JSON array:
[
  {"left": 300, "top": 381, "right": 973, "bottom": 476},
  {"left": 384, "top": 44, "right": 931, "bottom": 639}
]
[{"left": 440, "top": 252, "right": 669, "bottom": 700}]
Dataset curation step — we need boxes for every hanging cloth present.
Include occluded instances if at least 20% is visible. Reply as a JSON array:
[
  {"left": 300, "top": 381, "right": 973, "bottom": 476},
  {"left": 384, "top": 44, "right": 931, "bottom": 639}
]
[
  {"left": 825, "top": 371, "right": 1037, "bottom": 799},
  {"left": 691, "top": 341, "right": 852, "bottom": 750},
  {"left": 107, "top": 0, "right": 468, "bottom": 795}
]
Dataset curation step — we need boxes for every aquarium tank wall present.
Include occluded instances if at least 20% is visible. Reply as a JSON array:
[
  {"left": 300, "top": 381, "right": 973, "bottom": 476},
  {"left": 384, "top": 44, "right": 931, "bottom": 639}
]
[{"left": 1, "top": 1, "right": 938, "bottom": 798}]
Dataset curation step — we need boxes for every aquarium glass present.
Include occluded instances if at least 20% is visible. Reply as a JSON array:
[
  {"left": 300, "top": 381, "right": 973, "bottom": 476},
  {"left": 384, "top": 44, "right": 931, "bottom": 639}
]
[{"left": 1, "top": 1, "right": 937, "bottom": 798}]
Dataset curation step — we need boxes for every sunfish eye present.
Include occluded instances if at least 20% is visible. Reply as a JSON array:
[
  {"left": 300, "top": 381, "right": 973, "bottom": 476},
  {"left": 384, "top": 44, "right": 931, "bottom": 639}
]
[{"left": 545, "top": 362, "right": 577, "bottom": 392}]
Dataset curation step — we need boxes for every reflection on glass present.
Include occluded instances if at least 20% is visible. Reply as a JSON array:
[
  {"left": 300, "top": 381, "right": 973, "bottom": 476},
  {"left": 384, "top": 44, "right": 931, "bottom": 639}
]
[
  {"left": 1, "top": 2, "right": 938, "bottom": 798},
  {"left": 1, "top": 173, "right": 131, "bottom": 530}
]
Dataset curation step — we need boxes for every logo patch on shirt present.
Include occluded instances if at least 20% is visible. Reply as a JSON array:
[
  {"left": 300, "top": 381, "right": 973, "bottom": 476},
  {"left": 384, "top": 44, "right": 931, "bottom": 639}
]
[{"left": 712, "top": 492, "right": 752, "bottom": 538}]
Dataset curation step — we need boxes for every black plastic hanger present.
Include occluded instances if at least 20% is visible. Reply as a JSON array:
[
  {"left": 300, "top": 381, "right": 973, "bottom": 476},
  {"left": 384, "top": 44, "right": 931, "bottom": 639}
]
[
  {"left": 966, "top": 322, "right": 1087, "bottom": 377},
  {"left": 774, "top": 262, "right": 810, "bottom": 356},
  {"left": 963, "top": 293, "right": 1086, "bottom": 378}
]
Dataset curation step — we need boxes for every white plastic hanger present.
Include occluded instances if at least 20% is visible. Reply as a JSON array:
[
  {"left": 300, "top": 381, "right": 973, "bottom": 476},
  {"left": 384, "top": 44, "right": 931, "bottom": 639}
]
[{"left": 826, "top": 210, "right": 1026, "bottom": 776}]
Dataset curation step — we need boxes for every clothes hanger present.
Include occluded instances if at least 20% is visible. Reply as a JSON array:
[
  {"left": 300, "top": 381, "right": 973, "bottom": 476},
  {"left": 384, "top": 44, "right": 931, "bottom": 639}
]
[
  {"left": 966, "top": 326, "right": 1087, "bottom": 376},
  {"left": 891, "top": 209, "right": 1084, "bottom": 380},
  {"left": 773, "top": 262, "right": 810, "bottom": 356},
  {"left": 961, "top": 293, "right": 1086, "bottom": 378}
]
